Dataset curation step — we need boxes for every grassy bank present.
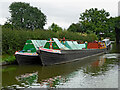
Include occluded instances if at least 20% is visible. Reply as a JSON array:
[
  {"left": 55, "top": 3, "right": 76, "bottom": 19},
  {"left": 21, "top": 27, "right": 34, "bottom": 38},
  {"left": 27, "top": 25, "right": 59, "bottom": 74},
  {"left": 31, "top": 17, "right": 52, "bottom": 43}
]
[
  {"left": 2, "top": 54, "right": 16, "bottom": 62},
  {"left": 2, "top": 28, "right": 98, "bottom": 55}
]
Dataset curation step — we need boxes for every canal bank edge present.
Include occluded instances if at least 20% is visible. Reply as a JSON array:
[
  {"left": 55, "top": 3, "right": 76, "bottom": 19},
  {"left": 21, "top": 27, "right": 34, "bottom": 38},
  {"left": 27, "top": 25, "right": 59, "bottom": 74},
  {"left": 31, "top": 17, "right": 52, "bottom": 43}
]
[{"left": 0, "top": 60, "right": 17, "bottom": 66}]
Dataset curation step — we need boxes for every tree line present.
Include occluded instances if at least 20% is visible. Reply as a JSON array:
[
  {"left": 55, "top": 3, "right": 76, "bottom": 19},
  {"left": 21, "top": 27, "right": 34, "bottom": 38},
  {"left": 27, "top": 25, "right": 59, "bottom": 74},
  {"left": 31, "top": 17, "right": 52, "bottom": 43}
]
[{"left": 2, "top": 2, "right": 120, "bottom": 41}]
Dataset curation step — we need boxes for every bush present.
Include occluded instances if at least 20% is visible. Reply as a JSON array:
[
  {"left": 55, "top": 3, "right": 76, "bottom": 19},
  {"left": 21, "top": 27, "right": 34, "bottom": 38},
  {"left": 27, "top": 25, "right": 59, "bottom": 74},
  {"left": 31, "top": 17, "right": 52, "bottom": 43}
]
[{"left": 2, "top": 28, "right": 98, "bottom": 54}]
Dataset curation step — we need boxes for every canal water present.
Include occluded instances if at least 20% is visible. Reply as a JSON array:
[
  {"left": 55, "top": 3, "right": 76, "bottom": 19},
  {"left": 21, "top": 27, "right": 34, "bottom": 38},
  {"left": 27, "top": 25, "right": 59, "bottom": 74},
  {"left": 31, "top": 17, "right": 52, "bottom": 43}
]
[{"left": 2, "top": 43, "right": 120, "bottom": 89}]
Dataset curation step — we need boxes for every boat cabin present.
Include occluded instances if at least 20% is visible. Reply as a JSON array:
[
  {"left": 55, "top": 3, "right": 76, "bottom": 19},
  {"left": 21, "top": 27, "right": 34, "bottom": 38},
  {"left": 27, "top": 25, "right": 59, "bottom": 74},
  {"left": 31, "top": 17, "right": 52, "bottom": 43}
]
[
  {"left": 21, "top": 40, "right": 46, "bottom": 53},
  {"left": 43, "top": 38, "right": 86, "bottom": 50}
]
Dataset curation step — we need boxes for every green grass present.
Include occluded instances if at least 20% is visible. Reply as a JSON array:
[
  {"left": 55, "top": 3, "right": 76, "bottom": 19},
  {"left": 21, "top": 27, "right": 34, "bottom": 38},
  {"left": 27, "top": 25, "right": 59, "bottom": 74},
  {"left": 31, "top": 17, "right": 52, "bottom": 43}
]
[{"left": 2, "top": 54, "right": 16, "bottom": 62}]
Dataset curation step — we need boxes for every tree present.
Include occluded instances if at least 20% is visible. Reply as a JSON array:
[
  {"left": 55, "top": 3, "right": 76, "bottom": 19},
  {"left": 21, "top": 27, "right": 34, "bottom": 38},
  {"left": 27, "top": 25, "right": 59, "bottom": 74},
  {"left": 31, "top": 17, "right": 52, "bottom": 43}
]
[
  {"left": 79, "top": 8, "right": 110, "bottom": 36},
  {"left": 103, "top": 17, "right": 115, "bottom": 40},
  {"left": 114, "top": 16, "right": 120, "bottom": 43},
  {"left": 2, "top": 22, "right": 14, "bottom": 29},
  {"left": 67, "top": 23, "right": 83, "bottom": 32},
  {"left": 9, "top": 2, "right": 46, "bottom": 30},
  {"left": 48, "top": 23, "right": 62, "bottom": 32}
]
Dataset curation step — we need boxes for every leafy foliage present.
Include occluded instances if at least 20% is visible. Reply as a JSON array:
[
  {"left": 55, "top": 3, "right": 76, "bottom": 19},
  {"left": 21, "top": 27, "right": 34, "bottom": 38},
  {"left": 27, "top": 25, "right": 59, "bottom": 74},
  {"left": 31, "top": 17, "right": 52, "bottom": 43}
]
[
  {"left": 67, "top": 8, "right": 116, "bottom": 40},
  {"left": 67, "top": 23, "right": 82, "bottom": 32},
  {"left": 2, "top": 22, "right": 14, "bottom": 29},
  {"left": 114, "top": 16, "right": 120, "bottom": 43},
  {"left": 2, "top": 54, "right": 15, "bottom": 62},
  {"left": 79, "top": 8, "right": 110, "bottom": 36},
  {"left": 9, "top": 2, "right": 46, "bottom": 30},
  {"left": 114, "top": 16, "right": 120, "bottom": 29},
  {"left": 103, "top": 17, "right": 115, "bottom": 40},
  {"left": 2, "top": 27, "right": 98, "bottom": 55},
  {"left": 48, "top": 23, "right": 62, "bottom": 32}
]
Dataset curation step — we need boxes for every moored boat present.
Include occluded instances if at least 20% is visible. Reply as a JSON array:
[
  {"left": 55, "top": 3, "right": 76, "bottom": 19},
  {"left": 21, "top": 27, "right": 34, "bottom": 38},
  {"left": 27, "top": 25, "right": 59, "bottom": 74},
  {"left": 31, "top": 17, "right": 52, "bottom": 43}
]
[
  {"left": 15, "top": 40, "right": 46, "bottom": 65},
  {"left": 37, "top": 38, "right": 107, "bottom": 66},
  {"left": 102, "top": 39, "right": 111, "bottom": 49}
]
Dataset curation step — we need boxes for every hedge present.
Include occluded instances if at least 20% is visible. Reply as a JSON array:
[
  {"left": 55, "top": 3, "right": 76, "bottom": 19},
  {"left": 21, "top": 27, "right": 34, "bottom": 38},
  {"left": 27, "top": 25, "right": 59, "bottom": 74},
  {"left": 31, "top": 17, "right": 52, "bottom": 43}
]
[{"left": 2, "top": 28, "right": 98, "bottom": 54}]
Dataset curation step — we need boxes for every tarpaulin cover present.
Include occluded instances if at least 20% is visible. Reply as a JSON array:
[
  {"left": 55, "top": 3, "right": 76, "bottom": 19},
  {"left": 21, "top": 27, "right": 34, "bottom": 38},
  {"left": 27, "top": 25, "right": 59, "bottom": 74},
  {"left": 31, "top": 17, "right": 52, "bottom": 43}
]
[
  {"left": 23, "top": 40, "right": 46, "bottom": 52},
  {"left": 32, "top": 40, "right": 46, "bottom": 49},
  {"left": 52, "top": 38, "right": 69, "bottom": 50},
  {"left": 44, "top": 38, "right": 86, "bottom": 50},
  {"left": 64, "top": 41, "right": 78, "bottom": 50},
  {"left": 72, "top": 41, "right": 86, "bottom": 49}
]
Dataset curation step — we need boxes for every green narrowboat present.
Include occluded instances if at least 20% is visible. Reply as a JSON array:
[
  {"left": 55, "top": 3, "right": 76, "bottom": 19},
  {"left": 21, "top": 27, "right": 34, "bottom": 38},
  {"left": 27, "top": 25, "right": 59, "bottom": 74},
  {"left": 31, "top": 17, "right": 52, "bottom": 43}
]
[{"left": 15, "top": 40, "right": 46, "bottom": 65}]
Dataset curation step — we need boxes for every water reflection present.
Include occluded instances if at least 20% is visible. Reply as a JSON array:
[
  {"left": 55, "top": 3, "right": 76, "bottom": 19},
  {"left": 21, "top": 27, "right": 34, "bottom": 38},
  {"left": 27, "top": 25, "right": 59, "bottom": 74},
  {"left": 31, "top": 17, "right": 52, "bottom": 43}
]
[
  {"left": 2, "top": 43, "right": 119, "bottom": 89},
  {"left": 39, "top": 76, "right": 67, "bottom": 88},
  {"left": 82, "top": 54, "right": 118, "bottom": 76},
  {"left": 2, "top": 53, "right": 118, "bottom": 89},
  {"left": 16, "top": 72, "right": 38, "bottom": 86}
]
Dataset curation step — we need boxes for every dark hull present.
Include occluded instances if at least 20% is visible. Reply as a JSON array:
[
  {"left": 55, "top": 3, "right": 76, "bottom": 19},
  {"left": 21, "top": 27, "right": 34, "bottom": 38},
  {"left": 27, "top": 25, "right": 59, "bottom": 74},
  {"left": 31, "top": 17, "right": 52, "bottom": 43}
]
[
  {"left": 15, "top": 54, "right": 42, "bottom": 65},
  {"left": 37, "top": 49, "right": 106, "bottom": 66}
]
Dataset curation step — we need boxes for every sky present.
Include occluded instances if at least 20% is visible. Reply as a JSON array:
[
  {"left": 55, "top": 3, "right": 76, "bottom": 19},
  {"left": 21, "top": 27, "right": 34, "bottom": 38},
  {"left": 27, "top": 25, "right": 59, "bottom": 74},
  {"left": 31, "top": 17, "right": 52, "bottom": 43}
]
[{"left": 0, "top": 0, "right": 119, "bottom": 29}]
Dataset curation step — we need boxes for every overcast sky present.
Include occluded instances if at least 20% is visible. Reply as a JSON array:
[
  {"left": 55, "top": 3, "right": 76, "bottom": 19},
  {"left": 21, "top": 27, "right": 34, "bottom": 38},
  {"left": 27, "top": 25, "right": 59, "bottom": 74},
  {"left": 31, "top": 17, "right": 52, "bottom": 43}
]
[{"left": 0, "top": 0, "right": 119, "bottom": 29}]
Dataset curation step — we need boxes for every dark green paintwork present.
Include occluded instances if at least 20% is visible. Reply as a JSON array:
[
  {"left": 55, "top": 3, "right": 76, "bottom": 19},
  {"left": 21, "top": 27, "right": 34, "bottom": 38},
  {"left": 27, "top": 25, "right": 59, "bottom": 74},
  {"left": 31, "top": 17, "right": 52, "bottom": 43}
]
[
  {"left": 44, "top": 38, "right": 61, "bottom": 49},
  {"left": 23, "top": 40, "right": 36, "bottom": 52},
  {"left": 22, "top": 40, "right": 47, "bottom": 53}
]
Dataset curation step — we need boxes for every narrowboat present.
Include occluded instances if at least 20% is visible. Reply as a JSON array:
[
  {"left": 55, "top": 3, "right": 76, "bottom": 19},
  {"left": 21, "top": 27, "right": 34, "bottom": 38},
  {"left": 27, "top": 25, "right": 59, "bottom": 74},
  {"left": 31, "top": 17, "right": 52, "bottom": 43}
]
[
  {"left": 102, "top": 39, "right": 111, "bottom": 49},
  {"left": 15, "top": 40, "right": 46, "bottom": 65},
  {"left": 37, "top": 38, "right": 107, "bottom": 66}
]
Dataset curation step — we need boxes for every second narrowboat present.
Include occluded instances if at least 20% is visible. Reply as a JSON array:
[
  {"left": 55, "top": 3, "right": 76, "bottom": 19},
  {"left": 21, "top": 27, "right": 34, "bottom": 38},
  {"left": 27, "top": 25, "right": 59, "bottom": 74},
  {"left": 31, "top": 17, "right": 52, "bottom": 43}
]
[{"left": 37, "top": 38, "right": 107, "bottom": 66}]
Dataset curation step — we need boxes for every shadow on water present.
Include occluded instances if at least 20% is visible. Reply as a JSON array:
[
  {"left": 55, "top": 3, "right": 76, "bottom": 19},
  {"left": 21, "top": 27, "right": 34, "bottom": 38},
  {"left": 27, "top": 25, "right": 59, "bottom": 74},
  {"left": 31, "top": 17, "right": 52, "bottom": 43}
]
[{"left": 2, "top": 43, "right": 119, "bottom": 89}]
